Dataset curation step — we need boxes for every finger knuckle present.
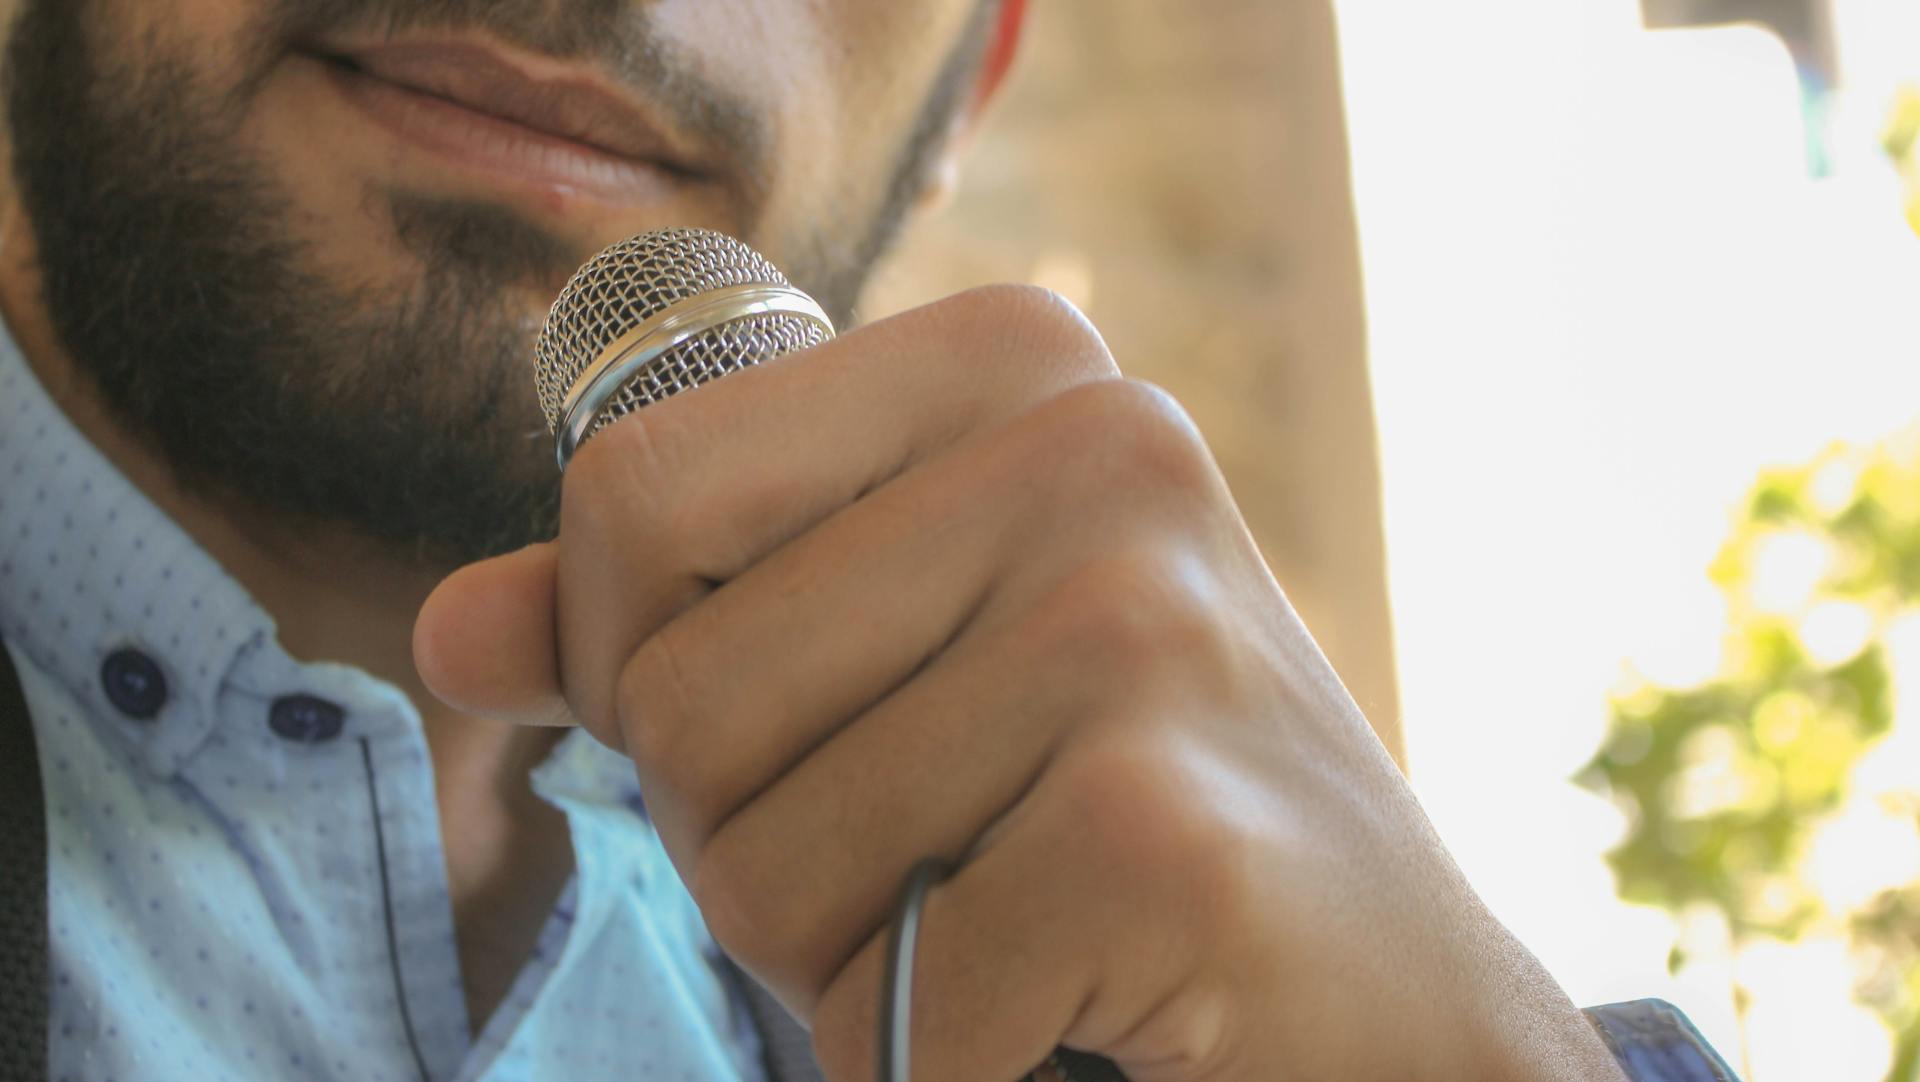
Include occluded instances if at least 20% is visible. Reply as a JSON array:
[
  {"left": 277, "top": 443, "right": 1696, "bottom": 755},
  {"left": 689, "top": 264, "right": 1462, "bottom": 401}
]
[
  {"left": 1178, "top": 816, "right": 1262, "bottom": 935},
  {"left": 688, "top": 836, "right": 782, "bottom": 975},
  {"left": 808, "top": 981, "right": 869, "bottom": 1082},
  {"left": 1052, "top": 378, "right": 1217, "bottom": 493},
  {"left": 1051, "top": 741, "right": 1201, "bottom": 905},
  {"left": 940, "top": 282, "right": 1119, "bottom": 380},
  {"left": 691, "top": 827, "right": 835, "bottom": 1002},
  {"left": 614, "top": 631, "right": 704, "bottom": 769},
  {"left": 1056, "top": 737, "right": 1256, "bottom": 923},
  {"left": 1030, "top": 551, "right": 1227, "bottom": 694},
  {"left": 1035, "top": 557, "right": 1166, "bottom": 677},
  {"left": 1160, "top": 806, "right": 1262, "bottom": 939},
  {"left": 563, "top": 411, "right": 704, "bottom": 569},
  {"left": 564, "top": 413, "right": 665, "bottom": 522},
  {"left": 1120, "top": 981, "right": 1245, "bottom": 1082}
]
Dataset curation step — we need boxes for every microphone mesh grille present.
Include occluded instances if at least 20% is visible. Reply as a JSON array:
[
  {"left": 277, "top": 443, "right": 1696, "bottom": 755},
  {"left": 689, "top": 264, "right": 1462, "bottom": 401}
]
[{"left": 533, "top": 228, "right": 829, "bottom": 440}]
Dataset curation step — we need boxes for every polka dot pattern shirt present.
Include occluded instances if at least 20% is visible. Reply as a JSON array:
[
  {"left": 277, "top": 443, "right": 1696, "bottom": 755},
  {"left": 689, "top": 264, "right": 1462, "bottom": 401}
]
[{"left": 0, "top": 327, "right": 767, "bottom": 1082}]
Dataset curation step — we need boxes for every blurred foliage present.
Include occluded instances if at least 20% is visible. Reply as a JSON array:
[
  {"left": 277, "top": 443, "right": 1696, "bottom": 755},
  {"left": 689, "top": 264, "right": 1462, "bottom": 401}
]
[
  {"left": 1575, "top": 85, "right": 1920, "bottom": 1082},
  {"left": 1858, "top": 884, "right": 1920, "bottom": 1081},
  {"left": 1580, "top": 439, "right": 1920, "bottom": 1080},
  {"left": 1889, "top": 84, "right": 1920, "bottom": 239}
]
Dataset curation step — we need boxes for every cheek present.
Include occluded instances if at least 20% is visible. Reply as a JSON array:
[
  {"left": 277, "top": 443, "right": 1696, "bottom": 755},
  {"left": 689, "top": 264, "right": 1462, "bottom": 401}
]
[
  {"left": 754, "top": 1, "right": 977, "bottom": 250},
  {"left": 819, "top": 0, "right": 978, "bottom": 128},
  {"left": 645, "top": 0, "right": 971, "bottom": 234},
  {"left": 63, "top": 0, "right": 391, "bottom": 278},
  {"left": 649, "top": 1, "right": 849, "bottom": 180},
  {"left": 102, "top": 0, "right": 270, "bottom": 77},
  {"left": 81, "top": 0, "right": 357, "bottom": 235}
]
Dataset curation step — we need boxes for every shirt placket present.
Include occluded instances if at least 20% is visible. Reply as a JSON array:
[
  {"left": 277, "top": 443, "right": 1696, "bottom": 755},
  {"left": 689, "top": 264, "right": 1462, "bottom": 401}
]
[
  {"left": 353, "top": 718, "right": 473, "bottom": 1082},
  {"left": 198, "top": 652, "right": 475, "bottom": 1082}
]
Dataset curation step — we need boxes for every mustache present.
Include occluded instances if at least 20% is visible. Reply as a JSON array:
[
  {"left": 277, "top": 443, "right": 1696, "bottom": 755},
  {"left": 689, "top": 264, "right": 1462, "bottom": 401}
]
[
  {"left": 267, "top": 0, "right": 634, "bottom": 61},
  {"left": 250, "top": 0, "right": 771, "bottom": 207}
]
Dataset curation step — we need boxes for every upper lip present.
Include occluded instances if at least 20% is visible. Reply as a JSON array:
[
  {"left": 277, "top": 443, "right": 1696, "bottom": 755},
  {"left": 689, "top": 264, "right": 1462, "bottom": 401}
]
[{"left": 308, "top": 37, "right": 705, "bottom": 176}]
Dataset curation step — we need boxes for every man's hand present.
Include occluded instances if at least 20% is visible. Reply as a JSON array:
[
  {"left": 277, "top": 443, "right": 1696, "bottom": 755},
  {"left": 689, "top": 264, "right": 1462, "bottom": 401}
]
[{"left": 414, "top": 286, "right": 1623, "bottom": 1081}]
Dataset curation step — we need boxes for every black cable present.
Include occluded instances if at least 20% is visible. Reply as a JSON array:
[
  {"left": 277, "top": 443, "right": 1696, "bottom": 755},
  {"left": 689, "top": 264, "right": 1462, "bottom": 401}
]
[
  {"left": 881, "top": 856, "right": 1126, "bottom": 1082},
  {"left": 360, "top": 738, "right": 434, "bottom": 1082}
]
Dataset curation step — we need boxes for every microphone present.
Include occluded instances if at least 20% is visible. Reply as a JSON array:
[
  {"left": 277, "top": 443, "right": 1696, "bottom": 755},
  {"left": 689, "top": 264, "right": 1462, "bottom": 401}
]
[
  {"left": 534, "top": 229, "right": 1128, "bottom": 1082},
  {"left": 534, "top": 228, "right": 836, "bottom": 470}
]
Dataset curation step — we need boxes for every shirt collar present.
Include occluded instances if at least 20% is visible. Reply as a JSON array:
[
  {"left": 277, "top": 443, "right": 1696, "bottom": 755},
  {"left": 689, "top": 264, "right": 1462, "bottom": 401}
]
[
  {"left": 0, "top": 324, "right": 280, "bottom": 775},
  {"left": 0, "top": 320, "right": 644, "bottom": 831}
]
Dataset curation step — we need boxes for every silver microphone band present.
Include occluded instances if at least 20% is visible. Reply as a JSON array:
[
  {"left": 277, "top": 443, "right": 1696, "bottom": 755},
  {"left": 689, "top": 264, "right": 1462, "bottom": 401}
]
[{"left": 555, "top": 283, "right": 833, "bottom": 470}]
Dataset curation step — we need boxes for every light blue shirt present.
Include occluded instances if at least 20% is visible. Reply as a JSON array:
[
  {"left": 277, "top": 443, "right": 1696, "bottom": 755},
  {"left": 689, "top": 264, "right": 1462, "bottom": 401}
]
[{"left": 0, "top": 326, "right": 767, "bottom": 1082}]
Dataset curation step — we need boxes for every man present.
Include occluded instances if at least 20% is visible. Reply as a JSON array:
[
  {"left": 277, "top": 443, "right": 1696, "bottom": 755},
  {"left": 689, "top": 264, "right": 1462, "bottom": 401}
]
[{"left": 0, "top": 1, "right": 1724, "bottom": 1080}]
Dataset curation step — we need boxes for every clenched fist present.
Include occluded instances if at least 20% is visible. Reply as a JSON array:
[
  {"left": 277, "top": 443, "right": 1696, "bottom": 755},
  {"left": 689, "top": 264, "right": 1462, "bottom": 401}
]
[{"left": 414, "top": 285, "right": 1624, "bottom": 1082}]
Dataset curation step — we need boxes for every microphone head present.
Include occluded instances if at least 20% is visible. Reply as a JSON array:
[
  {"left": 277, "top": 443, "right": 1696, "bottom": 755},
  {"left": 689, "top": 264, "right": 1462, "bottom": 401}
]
[{"left": 535, "top": 227, "right": 835, "bottom": 469}]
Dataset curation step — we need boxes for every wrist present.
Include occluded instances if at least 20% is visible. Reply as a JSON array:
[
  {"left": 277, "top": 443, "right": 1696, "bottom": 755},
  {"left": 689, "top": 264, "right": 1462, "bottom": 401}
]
[
  {"left": 1452, "top": 939, "right": 1632, "bottom": 1082},
  {"left": 1505, "top": 1006, "right": 1633, "bottom": 1082},
  {"left": 1478, "top": 993, "right": 1632, "bottom": 1082}
]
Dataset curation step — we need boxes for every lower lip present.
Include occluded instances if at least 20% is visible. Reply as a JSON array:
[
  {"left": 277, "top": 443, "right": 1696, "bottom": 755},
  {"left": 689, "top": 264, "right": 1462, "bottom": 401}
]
[{"left": 314, "top": 57, "right": 682, "bottom": 205}]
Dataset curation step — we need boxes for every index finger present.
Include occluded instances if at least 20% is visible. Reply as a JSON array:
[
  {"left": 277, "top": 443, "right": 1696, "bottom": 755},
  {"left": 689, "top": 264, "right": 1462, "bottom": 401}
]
[{"left": 552, "top": 284, "right": 1117, "bottom": 735}]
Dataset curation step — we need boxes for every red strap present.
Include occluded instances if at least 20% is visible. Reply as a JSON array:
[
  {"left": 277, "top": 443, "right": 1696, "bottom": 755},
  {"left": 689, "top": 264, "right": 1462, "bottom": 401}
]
[{"left": 974, "top": 0, "right": 1029, "bottom": 108}]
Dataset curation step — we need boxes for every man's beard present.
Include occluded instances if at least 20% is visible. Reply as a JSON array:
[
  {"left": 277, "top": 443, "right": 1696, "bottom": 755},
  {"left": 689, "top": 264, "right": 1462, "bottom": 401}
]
[{"left": 3, "top": 0, "right": 988, "bottom": 566}]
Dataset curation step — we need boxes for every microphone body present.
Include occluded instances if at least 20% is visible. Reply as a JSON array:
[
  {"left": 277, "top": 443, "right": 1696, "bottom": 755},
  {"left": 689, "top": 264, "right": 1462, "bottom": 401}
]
[{"left": 534, "top": 229, "right": 1129, "bottom": 1082}]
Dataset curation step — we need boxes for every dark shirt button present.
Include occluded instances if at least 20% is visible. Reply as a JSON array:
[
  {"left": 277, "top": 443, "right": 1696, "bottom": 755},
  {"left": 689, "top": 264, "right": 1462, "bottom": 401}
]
[
  {"left": 268, "top": 695, "right": 346, "bottom": 744},
  {"left": 100, "top": 649, "right": 167, "bottom": 720}
]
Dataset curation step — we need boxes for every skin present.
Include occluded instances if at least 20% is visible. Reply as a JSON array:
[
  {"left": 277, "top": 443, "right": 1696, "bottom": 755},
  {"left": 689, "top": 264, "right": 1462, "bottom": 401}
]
[{"left": 2, "top": 0, "right": 1628, "bottom": 1078}]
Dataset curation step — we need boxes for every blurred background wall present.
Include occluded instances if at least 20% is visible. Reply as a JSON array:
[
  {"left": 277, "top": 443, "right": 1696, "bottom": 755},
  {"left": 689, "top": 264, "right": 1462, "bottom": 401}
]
[{"left": 863, "top": 0, "right": 1403, "bottom": 754}]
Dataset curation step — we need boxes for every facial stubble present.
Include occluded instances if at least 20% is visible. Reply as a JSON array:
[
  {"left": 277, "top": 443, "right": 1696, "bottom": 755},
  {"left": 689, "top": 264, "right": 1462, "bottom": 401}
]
[{"left": 3, "top": 0, "right": 994, "bottom": 566}]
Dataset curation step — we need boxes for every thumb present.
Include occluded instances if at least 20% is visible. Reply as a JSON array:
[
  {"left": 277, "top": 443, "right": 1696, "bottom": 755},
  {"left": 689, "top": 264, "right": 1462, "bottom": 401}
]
[{"left": 413, "top": 542, "right": 580, "bottom": 731}]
